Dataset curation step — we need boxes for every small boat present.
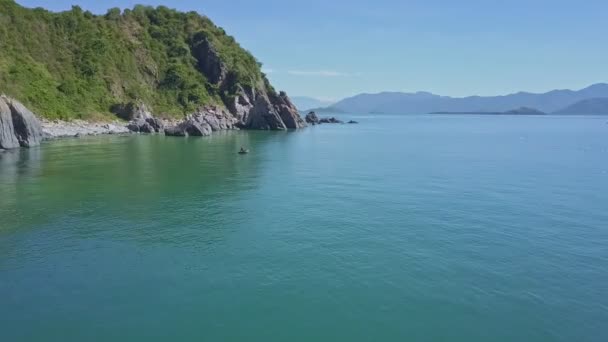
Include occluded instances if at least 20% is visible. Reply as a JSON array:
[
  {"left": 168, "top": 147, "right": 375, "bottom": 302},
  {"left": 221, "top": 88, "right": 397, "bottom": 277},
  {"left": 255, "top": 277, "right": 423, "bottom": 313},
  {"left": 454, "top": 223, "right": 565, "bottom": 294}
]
[{"left": 238, "top": 149, "right": 249, "bottom": 154}]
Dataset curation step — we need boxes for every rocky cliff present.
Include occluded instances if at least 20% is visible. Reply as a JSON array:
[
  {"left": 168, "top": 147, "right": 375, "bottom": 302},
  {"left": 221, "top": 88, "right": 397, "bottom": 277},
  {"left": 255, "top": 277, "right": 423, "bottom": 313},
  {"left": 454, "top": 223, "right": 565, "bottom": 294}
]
[{"left": 0, "top": 1, "right": 304, "bottom": 130}]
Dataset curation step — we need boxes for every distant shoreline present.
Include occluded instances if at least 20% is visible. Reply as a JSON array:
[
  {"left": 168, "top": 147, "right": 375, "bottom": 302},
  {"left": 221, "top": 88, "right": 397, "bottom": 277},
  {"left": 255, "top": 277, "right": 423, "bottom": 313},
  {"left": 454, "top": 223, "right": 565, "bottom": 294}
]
[{"left": 429, "top": 111, "right": 546, "bottom": 115}]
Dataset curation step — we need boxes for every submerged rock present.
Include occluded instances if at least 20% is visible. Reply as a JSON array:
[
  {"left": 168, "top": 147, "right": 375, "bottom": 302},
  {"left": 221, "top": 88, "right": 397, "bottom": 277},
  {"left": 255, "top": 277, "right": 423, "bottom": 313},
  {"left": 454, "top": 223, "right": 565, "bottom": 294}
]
[{"left": 0, "top": 95, "right": 43, "bottom": 149}]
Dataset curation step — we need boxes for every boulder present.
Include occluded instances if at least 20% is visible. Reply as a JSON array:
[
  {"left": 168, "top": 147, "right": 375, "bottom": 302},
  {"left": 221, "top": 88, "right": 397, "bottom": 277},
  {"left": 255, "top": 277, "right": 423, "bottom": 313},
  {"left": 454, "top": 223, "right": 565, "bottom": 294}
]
[
  {"left": 305, "top": 111, "right": 320, "bottom": 125},
  {"left": 127, "top": 119, "right": 154, "bottom": 133},
  {"left": 164, "top": 114, "right": 213, "bottom": 137},
  {"left": 0, "top": 97, "right": 19, "bottom": 149},
  {"left": 164, "top": 125, "right": 187, "bottom": 137},
  {"left": 145, "top": 117, "right": 164, "bottom": 132},
  {"left": 0, "top": 95, "right": 43, "bottom": 148}
]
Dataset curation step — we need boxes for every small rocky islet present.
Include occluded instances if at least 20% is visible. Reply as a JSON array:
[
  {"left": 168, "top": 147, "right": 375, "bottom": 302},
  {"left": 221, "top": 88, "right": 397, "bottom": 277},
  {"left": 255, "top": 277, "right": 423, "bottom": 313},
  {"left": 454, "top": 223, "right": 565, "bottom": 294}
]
[{"left": 304, "top": 111, "right": 358, "bottom": 125}]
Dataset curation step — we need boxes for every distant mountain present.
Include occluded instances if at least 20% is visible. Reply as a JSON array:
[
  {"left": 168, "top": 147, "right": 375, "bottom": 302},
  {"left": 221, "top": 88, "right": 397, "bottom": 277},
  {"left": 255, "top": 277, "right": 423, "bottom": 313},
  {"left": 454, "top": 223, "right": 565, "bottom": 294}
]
[
  {"left": 554, "top": 98, "right": 608, "bottom": 115},
  {"left": 290, "top": 96, "right": 334, "bottom": 111},
  {"left": 327, "top": 84, "right": 608, "bottom": 114},
  {"left": 431, "top": 107, "right": 545, "bottom": 115}
]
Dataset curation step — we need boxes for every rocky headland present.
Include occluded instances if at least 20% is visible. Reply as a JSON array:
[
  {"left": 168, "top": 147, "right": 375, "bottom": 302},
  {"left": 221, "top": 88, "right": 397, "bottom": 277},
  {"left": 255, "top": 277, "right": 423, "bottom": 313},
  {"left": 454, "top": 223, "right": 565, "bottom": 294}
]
[
  {"left": 0, "top": 2, "right": 307, "bottom": 149},
  {"left": 0, "top": 94, "right": 307, "bottom": 150}
]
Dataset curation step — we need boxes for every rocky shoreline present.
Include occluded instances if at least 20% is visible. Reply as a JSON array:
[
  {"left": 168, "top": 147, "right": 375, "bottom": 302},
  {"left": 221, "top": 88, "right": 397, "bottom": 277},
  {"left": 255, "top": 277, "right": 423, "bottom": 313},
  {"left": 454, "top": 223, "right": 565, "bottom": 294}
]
[
  {"left": 1, "top": 95, "right": 356, "bottom": 151},
  {"left": 42, "top": 119, "right": 130, "bottom": 139}
]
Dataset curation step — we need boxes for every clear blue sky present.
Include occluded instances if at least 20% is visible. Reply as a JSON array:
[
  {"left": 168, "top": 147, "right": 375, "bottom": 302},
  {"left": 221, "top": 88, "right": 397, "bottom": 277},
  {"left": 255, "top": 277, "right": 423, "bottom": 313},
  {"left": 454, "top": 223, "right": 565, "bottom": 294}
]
[{"left": 18, "top": 0, "right": 608, "bottom": 101}]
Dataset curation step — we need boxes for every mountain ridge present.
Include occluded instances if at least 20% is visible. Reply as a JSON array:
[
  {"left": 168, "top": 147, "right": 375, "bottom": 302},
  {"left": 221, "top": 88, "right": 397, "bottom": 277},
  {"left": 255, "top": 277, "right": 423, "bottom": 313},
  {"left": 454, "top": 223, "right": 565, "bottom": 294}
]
[
  {"left": 554, "top": 97, "right": 608, "bottom": 115},
  {"left": 326, "top": 83, "right": 608, "bottom": 114}
]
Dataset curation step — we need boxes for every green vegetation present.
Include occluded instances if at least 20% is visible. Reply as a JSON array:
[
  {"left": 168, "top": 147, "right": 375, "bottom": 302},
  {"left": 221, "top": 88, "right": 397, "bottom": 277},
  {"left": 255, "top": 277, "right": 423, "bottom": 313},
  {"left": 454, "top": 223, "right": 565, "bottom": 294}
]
[{"left": 0, "top": 0, "right": 270, "bottom": 120}]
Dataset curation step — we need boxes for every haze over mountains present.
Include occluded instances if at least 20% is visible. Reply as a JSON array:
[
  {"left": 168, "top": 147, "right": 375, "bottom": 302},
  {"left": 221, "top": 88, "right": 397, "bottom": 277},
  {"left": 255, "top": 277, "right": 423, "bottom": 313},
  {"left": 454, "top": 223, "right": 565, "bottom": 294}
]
[
  {"left": 314, "top": 83, "right": 608, "bottom": 114},
  {"left": 290, "top": 96, "right": 334, "bottom": 112}
]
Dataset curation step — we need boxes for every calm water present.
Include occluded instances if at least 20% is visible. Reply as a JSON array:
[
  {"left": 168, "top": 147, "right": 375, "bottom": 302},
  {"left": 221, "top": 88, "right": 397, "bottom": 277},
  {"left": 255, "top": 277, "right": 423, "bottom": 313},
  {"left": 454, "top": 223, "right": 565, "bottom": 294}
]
[{"left": 1, "top": 115, "right": 607, "bottom": 341}]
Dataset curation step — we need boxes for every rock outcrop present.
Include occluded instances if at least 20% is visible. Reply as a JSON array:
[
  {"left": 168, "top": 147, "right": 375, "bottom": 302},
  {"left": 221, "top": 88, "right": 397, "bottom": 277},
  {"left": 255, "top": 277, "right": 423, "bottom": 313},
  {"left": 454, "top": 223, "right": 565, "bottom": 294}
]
[
  {"left": 318, "top": 117, "right": 344, "bottom": 124},
  {"left": 0, "top": 95, "right": 43, "bottom": 149},
  {"left": 115, "top": 102, "right": 164, "bottom": 133},
  {"left": 0, "top": 97, "right": 19, "bottom": 149},
  {"left": 191, "top": 37, "right": 306, "bottom": 130},
  {"left": 305, "top": 111, "right": 320, "bottom": 125},
  {"left": 305, "top": 111, "right": 345, "bottom": 125},
  {"left": 164, "top": 105, "right": 238, "bottom": 137}
]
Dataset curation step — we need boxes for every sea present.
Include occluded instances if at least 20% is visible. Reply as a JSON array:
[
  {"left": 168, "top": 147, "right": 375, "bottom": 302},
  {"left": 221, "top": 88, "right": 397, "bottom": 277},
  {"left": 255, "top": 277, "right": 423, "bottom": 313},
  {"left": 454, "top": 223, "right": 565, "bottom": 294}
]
[{"left": 1, "top": 114, "right": 607, "bottom": 341}]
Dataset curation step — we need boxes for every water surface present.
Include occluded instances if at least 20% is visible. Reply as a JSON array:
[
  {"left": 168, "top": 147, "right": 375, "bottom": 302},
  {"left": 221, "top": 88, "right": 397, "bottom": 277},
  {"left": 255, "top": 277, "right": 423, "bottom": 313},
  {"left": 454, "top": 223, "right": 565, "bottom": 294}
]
[{"left": 1, "top": 115, "right": 607, "bottom": 341}]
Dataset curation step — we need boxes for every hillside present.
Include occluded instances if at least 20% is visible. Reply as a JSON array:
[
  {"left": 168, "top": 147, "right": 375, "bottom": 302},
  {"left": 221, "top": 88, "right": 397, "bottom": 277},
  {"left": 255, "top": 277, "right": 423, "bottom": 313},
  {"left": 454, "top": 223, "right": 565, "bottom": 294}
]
[
  {"left": 0, "top": 0, "right": 303, "bottom": 128},
  {"left": 554, "top": 98, "right": 608, "bottom": 115},
  {"left": 328, "top": 84, "right": 608, "bottom": 114}
]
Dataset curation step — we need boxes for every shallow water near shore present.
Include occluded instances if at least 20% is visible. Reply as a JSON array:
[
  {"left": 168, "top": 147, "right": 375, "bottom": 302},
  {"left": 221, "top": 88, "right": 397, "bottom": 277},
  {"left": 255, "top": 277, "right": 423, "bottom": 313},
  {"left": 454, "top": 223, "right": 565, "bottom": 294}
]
[{"left": 1, "top": 114, "right": 608, "bottom": 341}]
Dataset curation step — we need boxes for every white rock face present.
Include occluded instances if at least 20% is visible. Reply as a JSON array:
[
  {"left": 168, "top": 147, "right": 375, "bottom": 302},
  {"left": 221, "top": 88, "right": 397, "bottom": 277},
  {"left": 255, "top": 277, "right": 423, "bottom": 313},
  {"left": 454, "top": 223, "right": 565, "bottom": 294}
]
[{"left": 41, "top": 119, "right": 130, "bottom": 138}]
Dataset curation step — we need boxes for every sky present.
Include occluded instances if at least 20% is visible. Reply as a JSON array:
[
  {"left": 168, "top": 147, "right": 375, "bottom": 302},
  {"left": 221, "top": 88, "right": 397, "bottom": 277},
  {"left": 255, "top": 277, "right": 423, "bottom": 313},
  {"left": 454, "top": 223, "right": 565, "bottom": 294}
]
[{"left": 17, "top": 0, "right": 608, "bottom": 101}]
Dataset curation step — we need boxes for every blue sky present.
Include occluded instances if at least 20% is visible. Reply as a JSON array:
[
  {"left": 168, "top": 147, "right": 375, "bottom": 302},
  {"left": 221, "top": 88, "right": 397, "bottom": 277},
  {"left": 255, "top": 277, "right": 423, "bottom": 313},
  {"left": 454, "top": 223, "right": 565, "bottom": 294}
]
[{"left": 18, "top": 0, "right": 608, "bottom": 101}]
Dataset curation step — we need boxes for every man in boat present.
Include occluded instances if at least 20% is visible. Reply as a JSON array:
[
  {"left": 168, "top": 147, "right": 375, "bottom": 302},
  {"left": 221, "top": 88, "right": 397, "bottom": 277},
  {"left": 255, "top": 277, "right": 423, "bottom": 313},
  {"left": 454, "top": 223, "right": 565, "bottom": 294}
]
[{"left": 239, "top": 147, "right": 247, "bottom": 153}]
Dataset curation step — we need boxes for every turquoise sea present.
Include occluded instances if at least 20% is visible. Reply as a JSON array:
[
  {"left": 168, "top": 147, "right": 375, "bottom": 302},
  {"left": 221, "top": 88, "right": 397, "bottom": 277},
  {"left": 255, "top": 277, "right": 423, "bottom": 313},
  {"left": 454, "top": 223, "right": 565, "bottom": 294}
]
[{"left": 1, "top": 114, "right": 607, "bottom": 341}]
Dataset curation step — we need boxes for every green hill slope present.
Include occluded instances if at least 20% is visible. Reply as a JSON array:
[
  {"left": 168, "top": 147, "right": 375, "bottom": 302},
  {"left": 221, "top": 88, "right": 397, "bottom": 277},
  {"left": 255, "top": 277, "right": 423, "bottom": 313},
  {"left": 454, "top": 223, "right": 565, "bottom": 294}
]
[{"left": 0, "top": 0, "right": 285, "bottom": 121}]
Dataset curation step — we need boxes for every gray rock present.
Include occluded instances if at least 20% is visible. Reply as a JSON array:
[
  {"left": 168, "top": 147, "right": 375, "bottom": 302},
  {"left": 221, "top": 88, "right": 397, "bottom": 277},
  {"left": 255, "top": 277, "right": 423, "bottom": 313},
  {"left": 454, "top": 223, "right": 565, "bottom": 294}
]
[
  {"left": 0, "top": 97, "right": 19, "bottom": 149},
  {"left": 123, "top": 103, "right": 164, "bottom": 133},
  {"left": 190, "top": 38, "right": 306, "bottom": 131},
  {"left": 319, "top": 117, "right": 344, "bottom": 124},
  {"left": 111, "top": 102, "right": 153, "bottom": 121},
  {"left": 145, "top": 117, "right": 164, "bottom": 132},
  {"left": 0, "top": 95, "right": 43, "bottom": 148},
  {"left": 275, "top": 91, "right": 307, "bottom": 129},
  {"left": 192, "top": 36, "right": 227, "bottom": 85},
  {"left": 127, "top": 119, "right": 148, "bottom": 133},
  {"left": 203, "top": 114, "right": 221, "bottom": 131},
  {"left": 164, "top": 125, "right": 187, "bottom": 137},
  {"left": 305, "top": 111, "right": 320, "bottom": 125},
  {"left": 242, "top": 94, "right": 287, "bottom": 130},
  {"left": 164, "top": 116, "right": 212, "bottom": 137},
  {"left": 186, "top": 121, "right": 212, "bottom": 136}
]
